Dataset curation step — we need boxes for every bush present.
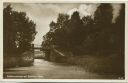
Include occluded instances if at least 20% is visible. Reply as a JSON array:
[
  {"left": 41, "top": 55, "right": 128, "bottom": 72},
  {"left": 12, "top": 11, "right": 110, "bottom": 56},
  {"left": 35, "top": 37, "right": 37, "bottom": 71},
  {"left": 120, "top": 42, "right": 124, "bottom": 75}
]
[
  {"left": 4, "top": 51, "right": 34, "bottom": 68},
  {"left": 19, "top": 51, "right": 34, "bottom": 67},
  {"left": 4, "top": 56, "right": 19, "bottom": 68}
]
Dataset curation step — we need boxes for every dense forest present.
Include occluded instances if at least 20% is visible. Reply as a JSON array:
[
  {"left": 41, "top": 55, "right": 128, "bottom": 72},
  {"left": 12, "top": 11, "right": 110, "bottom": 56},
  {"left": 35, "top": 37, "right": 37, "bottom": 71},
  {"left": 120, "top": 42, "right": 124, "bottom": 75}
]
[{"left": 42, "top": 3, "right": 124, "bottom": 56}]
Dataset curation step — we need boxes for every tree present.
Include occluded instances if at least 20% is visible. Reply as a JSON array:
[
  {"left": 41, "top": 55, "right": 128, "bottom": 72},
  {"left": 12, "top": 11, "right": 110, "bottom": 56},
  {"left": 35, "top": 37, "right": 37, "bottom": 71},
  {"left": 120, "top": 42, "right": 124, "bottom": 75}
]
[
  {"left": 113, "top": 4, "right": 125, "bottom": 53},
  {"left": 93, "top": 3, "right": 113, "bottom": 53},
  {"left": 3, "top": 5, "right": 37, "bottom": 56},
  {"left": 4, "top": 5, "right": 17, "bottom": 55},
  {"left": 68, "top": 11, "right": 83, "bottom": 46},
  {"left": 81, "top": 16, "right": 95, "bottom": 53},
  {"left": 42, "top": 13, "right": 70, "bottom": 49}
]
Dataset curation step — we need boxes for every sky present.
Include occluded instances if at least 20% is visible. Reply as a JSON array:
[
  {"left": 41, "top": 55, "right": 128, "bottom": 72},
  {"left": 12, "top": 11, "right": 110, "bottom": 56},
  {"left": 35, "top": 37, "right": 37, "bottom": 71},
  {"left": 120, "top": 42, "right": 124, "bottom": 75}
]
[{"left": 4, "top": 3, "right": 122, "bottom": 45}]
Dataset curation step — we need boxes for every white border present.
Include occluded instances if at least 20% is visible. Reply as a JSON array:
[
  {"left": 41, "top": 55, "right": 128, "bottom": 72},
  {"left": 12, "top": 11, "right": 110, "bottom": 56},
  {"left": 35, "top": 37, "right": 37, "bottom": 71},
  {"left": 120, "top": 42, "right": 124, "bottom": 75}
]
[
  {"left": 0, "top": 0, "right": 3, "bottom": 80},
  {"left": 0, "top": 0, "right": 128, "bottom": 82}
]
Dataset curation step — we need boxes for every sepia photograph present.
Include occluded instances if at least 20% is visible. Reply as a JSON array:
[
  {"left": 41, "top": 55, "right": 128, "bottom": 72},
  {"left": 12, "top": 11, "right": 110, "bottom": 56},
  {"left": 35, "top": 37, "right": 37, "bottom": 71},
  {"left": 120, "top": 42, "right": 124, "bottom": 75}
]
[{"left": 3, "top": 2, "right": 125, "bottom": 79}]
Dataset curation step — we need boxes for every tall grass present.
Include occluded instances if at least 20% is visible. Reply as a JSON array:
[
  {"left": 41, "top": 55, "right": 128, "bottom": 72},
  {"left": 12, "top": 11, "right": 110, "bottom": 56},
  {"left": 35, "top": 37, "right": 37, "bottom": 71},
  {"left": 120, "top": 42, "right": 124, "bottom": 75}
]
[{"left": 66, "top": 54, "right": 124, "bottom": 77}]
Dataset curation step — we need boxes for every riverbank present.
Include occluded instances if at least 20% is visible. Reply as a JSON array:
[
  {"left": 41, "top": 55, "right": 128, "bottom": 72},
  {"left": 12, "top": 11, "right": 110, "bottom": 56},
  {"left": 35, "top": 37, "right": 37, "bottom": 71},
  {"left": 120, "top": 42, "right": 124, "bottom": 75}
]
[
  {"left": 44, "top": 48, "right": 124, "bottom": 78},
  {"left": 4, "top": 51, "right": 34, "bottom": 68},
  {"left": 66, "top": 54, "right": 124, "bottom": 78}
]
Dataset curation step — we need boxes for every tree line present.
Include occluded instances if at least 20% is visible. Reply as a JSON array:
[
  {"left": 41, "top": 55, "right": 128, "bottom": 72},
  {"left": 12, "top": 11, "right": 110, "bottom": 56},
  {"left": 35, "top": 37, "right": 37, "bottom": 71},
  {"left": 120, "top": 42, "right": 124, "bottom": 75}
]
[{"left": 42, "top": 3, "right": 125, "bottom": 56}]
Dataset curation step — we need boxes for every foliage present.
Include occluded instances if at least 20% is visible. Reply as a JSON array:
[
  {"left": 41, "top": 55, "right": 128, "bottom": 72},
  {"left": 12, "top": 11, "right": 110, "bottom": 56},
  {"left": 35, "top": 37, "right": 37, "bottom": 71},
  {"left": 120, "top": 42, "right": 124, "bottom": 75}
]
[
  {"left": 3, "top": 5, "right": 37, "bottom": 56},
  {"left": 42, "top": 3, "right": 124, "bottom": 56}
]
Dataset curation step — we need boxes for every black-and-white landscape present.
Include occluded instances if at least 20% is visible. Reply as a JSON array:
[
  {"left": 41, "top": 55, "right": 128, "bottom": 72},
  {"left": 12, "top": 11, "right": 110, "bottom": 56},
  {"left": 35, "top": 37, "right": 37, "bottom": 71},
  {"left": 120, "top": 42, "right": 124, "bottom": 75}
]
[{"left": 3, "top": 3, "right": 125, "bottom": 79}]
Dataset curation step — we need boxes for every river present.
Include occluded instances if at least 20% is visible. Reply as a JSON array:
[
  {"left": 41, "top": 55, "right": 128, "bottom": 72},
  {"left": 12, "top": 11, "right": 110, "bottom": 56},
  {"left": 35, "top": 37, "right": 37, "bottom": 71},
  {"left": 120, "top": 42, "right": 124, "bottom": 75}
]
[{"left": 4, "top": 58, "right": 108, "bottom": 79}]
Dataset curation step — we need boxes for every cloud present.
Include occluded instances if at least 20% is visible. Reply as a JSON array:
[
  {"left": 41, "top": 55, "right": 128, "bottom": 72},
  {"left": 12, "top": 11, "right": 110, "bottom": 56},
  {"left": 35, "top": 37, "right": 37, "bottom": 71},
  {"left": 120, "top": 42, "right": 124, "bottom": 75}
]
[
  {"left": 67, "top": 8, "right": 78, "bottom": 16},
  {"left": 67, "top": 3, "right": 122, "bottom": 23},
  {"left": 67, "top": 4, "right": 100, "bottom": 19},
  {"left": 111, "top": 4, "right": 122, "bottom": 23}
]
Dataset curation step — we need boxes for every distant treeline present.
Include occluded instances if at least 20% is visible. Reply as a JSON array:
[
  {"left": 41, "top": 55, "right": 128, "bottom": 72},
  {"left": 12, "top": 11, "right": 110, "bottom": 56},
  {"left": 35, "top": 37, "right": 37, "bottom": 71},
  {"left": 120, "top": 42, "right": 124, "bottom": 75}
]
[{"left": 42, "top": 3, "right": 125, "bottom": 56}]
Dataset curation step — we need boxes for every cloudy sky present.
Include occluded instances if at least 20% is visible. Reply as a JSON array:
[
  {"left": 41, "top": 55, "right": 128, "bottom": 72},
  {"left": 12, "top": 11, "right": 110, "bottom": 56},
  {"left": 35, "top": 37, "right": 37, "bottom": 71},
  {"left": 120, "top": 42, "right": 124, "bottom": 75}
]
[{"left": 4, "top": 3, "right": 122, "bottom": 45}]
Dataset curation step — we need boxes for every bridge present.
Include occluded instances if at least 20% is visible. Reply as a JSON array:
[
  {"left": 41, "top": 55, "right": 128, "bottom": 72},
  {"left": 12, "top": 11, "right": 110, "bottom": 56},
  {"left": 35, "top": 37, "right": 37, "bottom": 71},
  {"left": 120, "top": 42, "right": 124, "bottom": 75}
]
[{"left": 33, "top": 44, "right": 42, "bottom": 51}]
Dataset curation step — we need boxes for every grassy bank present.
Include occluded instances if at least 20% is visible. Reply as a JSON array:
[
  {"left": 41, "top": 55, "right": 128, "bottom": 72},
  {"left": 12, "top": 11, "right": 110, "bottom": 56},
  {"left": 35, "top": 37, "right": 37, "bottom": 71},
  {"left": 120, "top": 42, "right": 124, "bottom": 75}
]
[
  {"left": 66, "top": 54, "right": 124, "bottom": 77},
  {"left": 4, "top": 51, "right": 34, "bottom": 68},
  {"left": 43, "top": 48, "right": 124, "bottom": 77}
]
